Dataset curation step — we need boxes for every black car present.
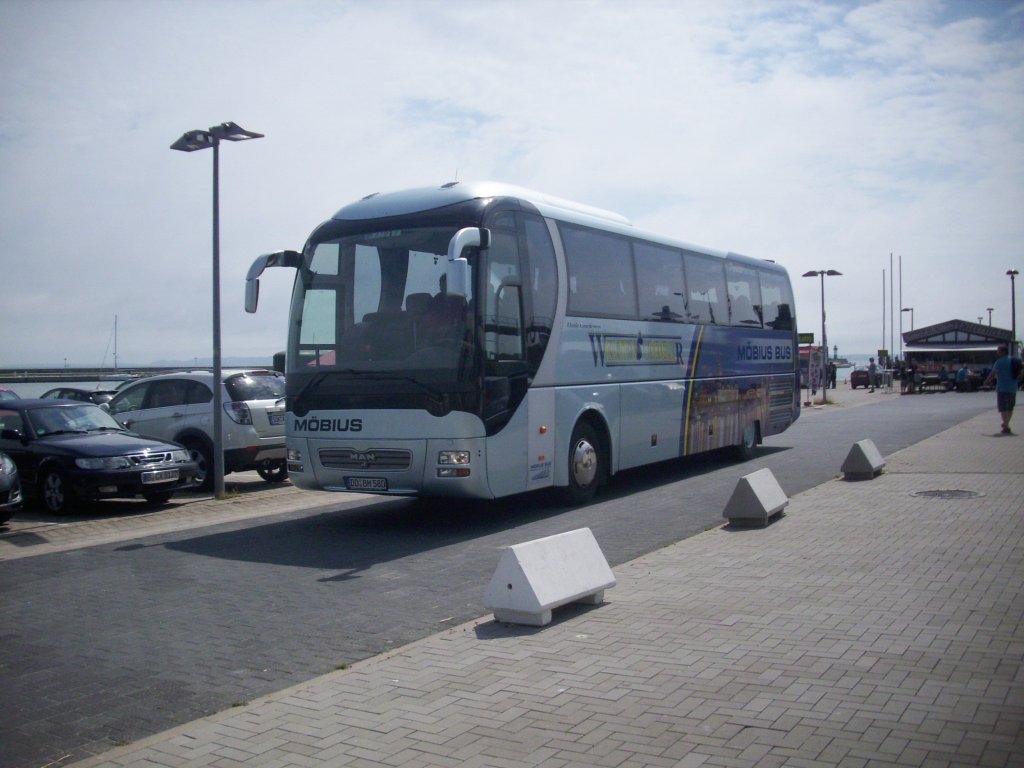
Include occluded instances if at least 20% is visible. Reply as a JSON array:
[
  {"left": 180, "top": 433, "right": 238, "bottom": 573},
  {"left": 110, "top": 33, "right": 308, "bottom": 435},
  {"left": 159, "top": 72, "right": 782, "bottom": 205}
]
[
  {"left": 0, "top": 451, "right": 21, "bottom": 524},
  {"left": 40, "top": 387, "right": 119, "bottom": 405},
  {"left": 0, "top": 399, "right": 199, "bottom": 514}
]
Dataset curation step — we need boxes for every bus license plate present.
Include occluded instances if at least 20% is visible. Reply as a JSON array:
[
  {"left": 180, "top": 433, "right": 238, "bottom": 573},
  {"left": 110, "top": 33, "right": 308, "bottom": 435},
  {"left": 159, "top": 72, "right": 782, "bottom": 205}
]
[
  {"left": 142, "top": 469, "right": 180, "bottom": 485},
  {"left": 345, "top": 477, "right": 387, "bottom": 491}
]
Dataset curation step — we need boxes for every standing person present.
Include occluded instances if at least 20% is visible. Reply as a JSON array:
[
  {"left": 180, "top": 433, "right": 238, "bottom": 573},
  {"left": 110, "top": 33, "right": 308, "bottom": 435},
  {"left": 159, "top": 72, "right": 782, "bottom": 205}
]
[
  {"left": 868, "top": 357, "right": 877, "bottom": 393},
  {"left": 984, "top": 345, "right": 1023, "bottom": 434},
  {"left": 956, "top": 364, "right": 969, "bottom": 393}
]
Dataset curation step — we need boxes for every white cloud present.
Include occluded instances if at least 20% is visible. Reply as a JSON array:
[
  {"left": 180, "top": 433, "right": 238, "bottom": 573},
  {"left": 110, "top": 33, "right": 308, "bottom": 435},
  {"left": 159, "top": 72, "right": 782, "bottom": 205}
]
[{"left": 0, "top": 0, "right": 1022, "bottom": 367}]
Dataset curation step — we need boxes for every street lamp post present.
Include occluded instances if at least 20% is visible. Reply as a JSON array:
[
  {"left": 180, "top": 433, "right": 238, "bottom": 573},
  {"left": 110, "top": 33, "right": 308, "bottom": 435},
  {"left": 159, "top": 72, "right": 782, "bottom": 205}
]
[
  {"left": 901, "top": 307, "right": 913, "bottom": 330},
  {"left": 171, "top": 122, "right": 263, "bottom": 498},
  {"left": 802, "top": 269, "right": 842, "bottom": 404},
  {"left": 1008, "top": 270, "right": 1019, "bottom": 353},
  {"left": 987, "top": 307, "right": 994, "bottom": 326}
]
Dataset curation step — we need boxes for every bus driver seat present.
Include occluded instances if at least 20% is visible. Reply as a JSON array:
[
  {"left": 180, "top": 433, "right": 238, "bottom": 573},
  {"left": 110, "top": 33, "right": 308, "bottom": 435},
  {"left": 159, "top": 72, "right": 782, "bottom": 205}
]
[{"left": 419, "top": 276, "right": 467, "bottom": 348}]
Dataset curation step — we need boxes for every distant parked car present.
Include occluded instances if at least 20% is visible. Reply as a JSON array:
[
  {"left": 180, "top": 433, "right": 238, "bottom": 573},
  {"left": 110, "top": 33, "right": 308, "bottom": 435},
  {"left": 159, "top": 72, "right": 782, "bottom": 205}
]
[
  {"left": 0, "top": 399, "right": 198, "bottom": 514},
  {"left": 850, "top": 367, "right": 881, "bottom": 389},
  {"left": 40, "top": 387, "right": 119, "bottom": 405},
  {"left": 105, "top": 370, "right": 287, "bottom": 490},
  {"left": 0, "top": 451, "right": 22, "bottom": 524},
  {"left": 0, "top": 387, "right": 20, "bottom": 401}
]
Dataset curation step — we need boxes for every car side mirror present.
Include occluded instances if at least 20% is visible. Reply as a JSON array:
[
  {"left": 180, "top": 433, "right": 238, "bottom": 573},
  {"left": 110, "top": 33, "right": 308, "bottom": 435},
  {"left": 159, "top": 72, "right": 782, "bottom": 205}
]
[{"left": 1, "top": 428, "right": 24, "bottom": 442}]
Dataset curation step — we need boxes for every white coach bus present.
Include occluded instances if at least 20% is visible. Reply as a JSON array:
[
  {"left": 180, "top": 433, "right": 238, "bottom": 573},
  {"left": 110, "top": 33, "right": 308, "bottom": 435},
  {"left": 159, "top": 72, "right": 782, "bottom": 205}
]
[{"left": 246, "top": 181, "right": 799, "bottom": 504}]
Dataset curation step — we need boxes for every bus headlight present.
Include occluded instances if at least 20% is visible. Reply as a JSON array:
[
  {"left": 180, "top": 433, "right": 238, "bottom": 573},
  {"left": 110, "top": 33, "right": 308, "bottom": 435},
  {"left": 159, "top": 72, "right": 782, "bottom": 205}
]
[
  {"left": 437, "top": 450, "right": 470, "bottom": 465},
  {"left": 287, "top": 447, "right": 304, "bottom": 473},
  {"left": 437, "top": 450, "right": 470, "bottom": 478}
]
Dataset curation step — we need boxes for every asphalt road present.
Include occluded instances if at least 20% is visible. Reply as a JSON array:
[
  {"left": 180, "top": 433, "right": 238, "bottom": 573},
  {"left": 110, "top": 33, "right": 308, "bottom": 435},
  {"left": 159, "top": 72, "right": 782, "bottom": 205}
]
[{"left": 0, "top": 390, "right": 993, "bottom": 768}]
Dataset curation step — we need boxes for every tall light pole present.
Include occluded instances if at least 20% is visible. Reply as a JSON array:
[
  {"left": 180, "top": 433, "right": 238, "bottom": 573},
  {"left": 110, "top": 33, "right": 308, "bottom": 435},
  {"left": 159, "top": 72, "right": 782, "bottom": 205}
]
[
  {"left": 802, "top": 269, "right": 842, "bottom": 403},
  {"left": 171, "top": 121, "right": 263, "bottom": 498},
  {"left": 987, "top": 307, "right": 994, "bottom": 325},
  {"left": 1009, "top": 269, "right": 1019, "bottom": 353},
  {"left": 901, "top": 307, "right": 913, "bottom": 330}
]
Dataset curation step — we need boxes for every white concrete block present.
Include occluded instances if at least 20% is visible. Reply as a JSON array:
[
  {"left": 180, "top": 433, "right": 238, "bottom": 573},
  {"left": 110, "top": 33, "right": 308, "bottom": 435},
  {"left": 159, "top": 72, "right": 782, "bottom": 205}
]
[
  {"left": 842, "top": 439, "right": 886, "bottom": 480},
  {"left": 722, "top": 467, "right": 789, "bottom": 526},
  {"left": 483, "top": 527, "right": 616, "bottom": 626}
]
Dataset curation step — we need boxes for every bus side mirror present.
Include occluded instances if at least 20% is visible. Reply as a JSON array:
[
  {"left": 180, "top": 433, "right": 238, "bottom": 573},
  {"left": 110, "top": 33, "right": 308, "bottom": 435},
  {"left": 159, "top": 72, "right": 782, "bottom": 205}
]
[
  {"left": 445, "top": 227, "right": 489, "bottom": 298},
  {"left": 245, "top": 250, "right": 301, "bottom": 313}
]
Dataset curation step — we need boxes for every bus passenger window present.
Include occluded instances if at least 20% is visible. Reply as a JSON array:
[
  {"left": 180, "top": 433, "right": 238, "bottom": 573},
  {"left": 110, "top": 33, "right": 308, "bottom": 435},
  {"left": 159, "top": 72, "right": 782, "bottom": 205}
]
[
  {"left": 759, "top": 270, "right": 795, "bottom": 330},
  {"left": 561, "top": 224, "right": 637, "bottom": 319},
  {"left": 635, "top": 242, "right": 685, "bottom": 322},
  {"left": 726, "top": 262, "right": 763, "bottom": 327},
  {"left": 683, "top": 252, "right": 727, "bottom": 324}
]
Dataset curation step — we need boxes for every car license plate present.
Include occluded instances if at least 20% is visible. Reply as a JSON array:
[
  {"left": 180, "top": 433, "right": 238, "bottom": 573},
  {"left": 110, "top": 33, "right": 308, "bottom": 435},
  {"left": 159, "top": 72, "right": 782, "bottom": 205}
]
[
  {"left": 345, "top": 477, "right": 387, "bottom": 491},
  {"left": 269, "top": 412, "right": 285, "bottom": 426},
  {"left": 142, "top": 469, "right": 180, "bottom": 485}
]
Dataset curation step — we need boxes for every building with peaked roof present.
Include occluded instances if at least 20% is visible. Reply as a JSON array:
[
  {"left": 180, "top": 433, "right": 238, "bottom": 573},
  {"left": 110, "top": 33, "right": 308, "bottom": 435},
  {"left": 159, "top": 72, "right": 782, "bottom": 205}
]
[{"left": 903, "top": 319, "right": 1012, "bottom": 369}]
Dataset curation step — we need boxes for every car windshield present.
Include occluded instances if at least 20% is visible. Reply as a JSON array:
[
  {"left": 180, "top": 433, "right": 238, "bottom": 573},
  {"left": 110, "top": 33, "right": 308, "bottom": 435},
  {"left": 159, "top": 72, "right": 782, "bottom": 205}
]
[{"left": 28, "top": 403, "right": 126, "bottom": 437}]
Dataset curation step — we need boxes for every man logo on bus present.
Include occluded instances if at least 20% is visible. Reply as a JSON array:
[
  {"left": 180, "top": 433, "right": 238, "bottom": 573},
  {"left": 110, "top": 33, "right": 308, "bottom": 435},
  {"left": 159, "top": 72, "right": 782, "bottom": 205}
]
[{"left": 589, "top": 332, "right": 684, "bottom": 367}]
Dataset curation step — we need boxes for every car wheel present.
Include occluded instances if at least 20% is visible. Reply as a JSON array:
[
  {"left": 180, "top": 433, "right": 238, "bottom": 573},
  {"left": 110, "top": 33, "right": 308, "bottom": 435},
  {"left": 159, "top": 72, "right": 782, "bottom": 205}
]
[
  {"left": 733, "top": 422, "right": 759, "bottom": 461},
  {"left": 185, "top": 440, "right": 214, "bottom": 491},
  {"left": 41, "top": 468, "right": 74, "bottom": 514},
  {"left": 561, "top": 420, "right": 602, "bottom": 506},
  {"left": 256, "top": 459, "right": 288, "bottom": 483},
  {"left": 143, "top": 491, "right": 173, "bottom": 505}
]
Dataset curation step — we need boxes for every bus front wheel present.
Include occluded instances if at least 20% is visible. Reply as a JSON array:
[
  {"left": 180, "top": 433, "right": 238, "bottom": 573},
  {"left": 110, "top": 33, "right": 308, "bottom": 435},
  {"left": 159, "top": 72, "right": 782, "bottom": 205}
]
[{"left": 562, "top": 421, "right": 602, "bottom": 506}]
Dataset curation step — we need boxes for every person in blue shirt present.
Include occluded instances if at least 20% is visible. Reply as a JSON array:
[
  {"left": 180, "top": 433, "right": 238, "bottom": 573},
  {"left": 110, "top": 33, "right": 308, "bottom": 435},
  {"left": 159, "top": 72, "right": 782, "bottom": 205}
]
[
  {"left": 984, "top": 345, "right": 1023, "bottom": 434},
  {"left": 955, "top": 364, "right": 970, "bottom": 392}
]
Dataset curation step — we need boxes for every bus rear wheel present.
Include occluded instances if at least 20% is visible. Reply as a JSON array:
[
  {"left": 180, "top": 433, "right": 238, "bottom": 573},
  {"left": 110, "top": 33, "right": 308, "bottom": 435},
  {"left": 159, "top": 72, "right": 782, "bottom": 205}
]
[
  {"left": 562, "top": 420, "right": 602, "bottom": 506},
  {"left": 733, "top": 422, "right": 759, "bottom": 461}
]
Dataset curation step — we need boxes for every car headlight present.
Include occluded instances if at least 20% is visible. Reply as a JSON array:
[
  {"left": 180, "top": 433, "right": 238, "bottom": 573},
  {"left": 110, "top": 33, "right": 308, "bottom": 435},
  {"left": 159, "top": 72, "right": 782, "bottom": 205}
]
[
  {"left": 0, "top": 454, "right": 15, "bottom": 477},
  {"left": 75, "top": 456, "right": 132, "bottom": 470},
  {"left": 171, "top": 449, "right": 190, "bottom": 463}
]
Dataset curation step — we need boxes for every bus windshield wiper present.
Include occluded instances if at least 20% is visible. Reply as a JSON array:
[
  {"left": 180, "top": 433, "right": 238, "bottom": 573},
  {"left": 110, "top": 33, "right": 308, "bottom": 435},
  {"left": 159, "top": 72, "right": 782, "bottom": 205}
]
[
  {"left": 292, "top": 369, "right": 446, "bottom": 416},
  {"left": 360, "top": 370, "right": 444, "bottom": 397},
  {"left": 291, "top": 371, "right": 331, "bottom": 417},
  {"left": 335, "top": 370, "right": 446, "bottom": 400}
]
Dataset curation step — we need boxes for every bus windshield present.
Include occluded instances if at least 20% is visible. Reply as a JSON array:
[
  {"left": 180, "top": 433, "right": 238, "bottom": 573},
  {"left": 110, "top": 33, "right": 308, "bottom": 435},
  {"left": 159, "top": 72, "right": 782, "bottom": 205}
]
[{"left": 290, "top": 226, "right": 476, "bottom": 381}]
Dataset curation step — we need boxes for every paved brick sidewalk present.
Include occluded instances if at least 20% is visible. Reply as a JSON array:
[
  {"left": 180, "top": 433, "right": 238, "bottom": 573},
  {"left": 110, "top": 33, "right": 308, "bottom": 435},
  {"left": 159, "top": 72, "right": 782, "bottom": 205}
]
[{"left": 70, "top": 412, "right": 1024, "bottom": 768}]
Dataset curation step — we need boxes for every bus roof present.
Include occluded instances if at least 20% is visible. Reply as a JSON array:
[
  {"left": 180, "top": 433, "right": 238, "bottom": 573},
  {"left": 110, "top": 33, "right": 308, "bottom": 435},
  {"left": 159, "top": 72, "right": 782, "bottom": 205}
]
[
  {"left": 329, "top": 181, "right": 787, "bottom": 273},
  {"left": 332, "top": 181, "right": 632, "bottom": 227}
]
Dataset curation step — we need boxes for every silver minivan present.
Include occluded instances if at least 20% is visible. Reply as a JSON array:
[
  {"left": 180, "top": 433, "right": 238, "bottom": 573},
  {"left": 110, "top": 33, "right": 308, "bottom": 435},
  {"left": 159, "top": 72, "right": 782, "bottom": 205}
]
[{"left": 106, "top": 370, "right": 286, "bottom": 490}]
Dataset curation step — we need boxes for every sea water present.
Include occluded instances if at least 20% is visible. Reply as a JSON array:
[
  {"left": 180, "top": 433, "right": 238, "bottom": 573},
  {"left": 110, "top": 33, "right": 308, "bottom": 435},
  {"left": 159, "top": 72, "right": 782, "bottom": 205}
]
[{"left": 3, "top": 380, "right": 126, "bottom": 400}]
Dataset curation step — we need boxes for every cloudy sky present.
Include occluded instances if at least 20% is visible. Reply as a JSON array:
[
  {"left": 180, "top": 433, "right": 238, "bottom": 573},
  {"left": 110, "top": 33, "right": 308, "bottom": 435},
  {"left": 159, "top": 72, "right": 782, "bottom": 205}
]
[{"left": 2, "top": 0, "right": 1022, "bottom": 367}]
